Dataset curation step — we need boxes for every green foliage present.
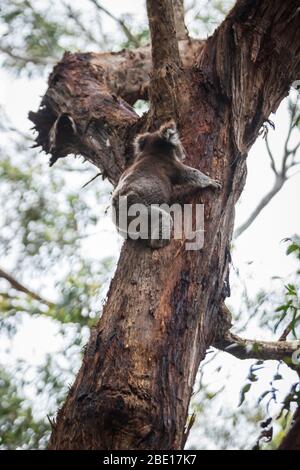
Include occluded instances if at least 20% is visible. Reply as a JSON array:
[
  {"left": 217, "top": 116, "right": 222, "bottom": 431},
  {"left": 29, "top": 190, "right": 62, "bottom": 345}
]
[
  {"left": 189, "top": 354, "right": 266, "bottom": 450},
  {"left": 0, "top": 0, "right": 149, "bottom": 75},
  {"left": 0, "top": 113, "right": 116, "bottom": 447},
  {"left": 234, "top": 238, "right": 300, "bottom": 449},
  {"left": 273, "top": 239, "right": 300, "bottom": 337},
  {"left": 189, "top": 238, "right": 300, "bottom": 450},
  {"left": 0, "top": 129, "right": 114, "bottom": 324},
  {"left": 0, "top": 367, "right": 50, "bottom": 449},
  {"left": 187, "top": 0, "right": 234, "bottom": 37},
  {"left": 0, "top": 0, "right": 71, "bottom": 73},
  {"left": 238, "top": 362, "right": 264, "bottom": 407}
]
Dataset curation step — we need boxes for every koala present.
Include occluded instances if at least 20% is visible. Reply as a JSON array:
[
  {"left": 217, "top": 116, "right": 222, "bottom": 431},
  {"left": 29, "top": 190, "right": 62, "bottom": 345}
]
[{"left": 111, "top": 120, "right": 220, "bottom": 248}]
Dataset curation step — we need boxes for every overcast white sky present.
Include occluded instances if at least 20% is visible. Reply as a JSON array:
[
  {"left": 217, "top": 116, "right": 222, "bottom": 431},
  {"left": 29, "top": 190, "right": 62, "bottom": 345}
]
[{"left": 0, "top": 0, "right": 299, "bottom": 449}]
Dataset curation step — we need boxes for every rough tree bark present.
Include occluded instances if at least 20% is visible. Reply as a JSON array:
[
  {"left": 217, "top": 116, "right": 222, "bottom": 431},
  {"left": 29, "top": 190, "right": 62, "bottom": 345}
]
[
  {"left": 279, "top": 406, "right": 300, "bottom": 450},
  {"left": 29, "top": 0, "right": 300, "bottom": 450}
]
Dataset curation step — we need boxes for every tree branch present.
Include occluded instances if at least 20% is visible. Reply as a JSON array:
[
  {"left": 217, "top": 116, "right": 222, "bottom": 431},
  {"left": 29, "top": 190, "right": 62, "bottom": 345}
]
[
  {"left": 290, "top": 141, "right": 300, "bottom": 158},
  {"left": 0, "top": 267, "right": 54, "bottom": 307},
  {"left": 214, "top": 330, "right": 300, "bottom": 367},
  {"left": 265, "top": 135, "right": 278, "bottom": 176},
  {"left": 147, "top": 0, "right": 181, "bottom": 70},
  {"left": 234, "top": 96, "right": 299, "bottom": 239},
  {"left": 28, "top": 40, "right": 203, "bottom": 179},
  {"left": 0, "top": 44, "right": 54, "bottom": 66},
  {"left": 233, "top": 176, "right": 284, "bottom": 239},
  {"left": 282, "top": 97, "right": 299, "bottom": 175},
  {"left": 173, "top": 0, "right": 189, "bottom": 40},
  {"left": 199, "top": 0, "right": 300, "bottom": 153},
  {"left": 214, "top": 304, "right": 300, "bottom": 369},
  {"left": 146, "top": 0, "right": 188, "bottom": 121},
  {"left": 29, "top": 52, "right": 140, "bottom": 184}
]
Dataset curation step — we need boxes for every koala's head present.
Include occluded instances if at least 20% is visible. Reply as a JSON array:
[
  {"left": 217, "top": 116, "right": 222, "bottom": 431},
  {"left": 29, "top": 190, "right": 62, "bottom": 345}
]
[{"left": 133, "top": 120, "right": 179, "bottom": 159}]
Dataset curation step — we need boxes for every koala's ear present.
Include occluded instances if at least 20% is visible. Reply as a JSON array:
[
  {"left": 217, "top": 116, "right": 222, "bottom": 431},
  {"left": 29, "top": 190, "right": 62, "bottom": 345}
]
[
  {"left": 160, "top": 120, "right": 176, "bottom": 134},
  {"left": 159, "top": 120, "right": 179, "bottom": 144},
  {"left": 134, "top": 133, "right": 149, "bottom": 153}
]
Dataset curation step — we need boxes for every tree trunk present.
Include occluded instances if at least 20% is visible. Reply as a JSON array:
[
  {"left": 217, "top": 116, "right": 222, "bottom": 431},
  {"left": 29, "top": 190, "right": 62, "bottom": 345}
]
[
  {"left": 29, "top": 0, "right": 300, "bottom": 450},
  {"left": 279, "top": 407, "right": 300, "bottom": 450}
]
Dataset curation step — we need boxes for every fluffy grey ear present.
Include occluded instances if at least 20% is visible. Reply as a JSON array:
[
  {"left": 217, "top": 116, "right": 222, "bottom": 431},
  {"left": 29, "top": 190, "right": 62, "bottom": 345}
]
[
  {"left": 134, "top": 132, "right": 150, "bottom": 153},
  {"left": 159, "top": 120, "right": 179, "bottom": 145}
]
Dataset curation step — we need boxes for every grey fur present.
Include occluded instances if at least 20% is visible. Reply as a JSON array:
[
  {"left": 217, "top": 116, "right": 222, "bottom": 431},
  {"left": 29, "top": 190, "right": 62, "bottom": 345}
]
[{"left": 112, "top": 120, "right": 221, "bottom": 248}]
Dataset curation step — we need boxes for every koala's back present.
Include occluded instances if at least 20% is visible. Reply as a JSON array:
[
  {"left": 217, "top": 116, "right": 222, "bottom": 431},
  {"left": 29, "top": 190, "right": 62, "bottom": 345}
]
[{"left": 113, "top": 156, "right": 172, "bottom": 206}]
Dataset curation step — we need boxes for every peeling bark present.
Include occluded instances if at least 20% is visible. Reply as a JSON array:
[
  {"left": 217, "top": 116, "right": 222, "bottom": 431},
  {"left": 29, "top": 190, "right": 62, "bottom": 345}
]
[
  {"left": 29, "top": 51, "right": 139, "bottom": 184},
  {"left": 29, "top": 39, "right": 203, "bottom": 183},
  {"left": 29, "top": 0, "right": 300, "bottom": 450}
]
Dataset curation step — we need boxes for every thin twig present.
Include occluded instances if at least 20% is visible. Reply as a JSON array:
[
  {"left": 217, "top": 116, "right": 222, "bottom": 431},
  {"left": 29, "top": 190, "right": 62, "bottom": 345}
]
[
  {"left": 81, "top": 172, "right": 102, "bottom": 188},
  {"left": 0, "top": 45, "right": 55, "bottom": 66},
  {"left": 89, "top": 0, "right": 140, "bottom": 47},
  {"left": 265, "top": 134, "right": 278, "bottom": 175},
  {"left": 282, "top": 97, "right": 299, "bottom": 174},
  {"left": 0, "top": 267, "right": 55, "bottom": 307},
  {"left": 234, "top": 96, "right": 299, "bottom": 239},
  {"left": 62, "top": 2, "right": 99, "bottom": 45},
  {"left": 234, "top": 176, "right": 284, "bottom": 239}
]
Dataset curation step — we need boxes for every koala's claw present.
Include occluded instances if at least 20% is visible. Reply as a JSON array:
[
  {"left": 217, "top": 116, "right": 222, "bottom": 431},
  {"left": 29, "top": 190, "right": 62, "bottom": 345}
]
[{"left": 211, "top": 179, "right": 222, "bottom": 189}]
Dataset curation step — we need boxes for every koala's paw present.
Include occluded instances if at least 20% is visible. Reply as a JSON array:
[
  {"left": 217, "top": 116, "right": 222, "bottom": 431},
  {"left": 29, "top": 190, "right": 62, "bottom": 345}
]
[
  {"left": 211, "top": 179, "right": 222, "bottom": 189},
  {"left": 160, "top": 120, "right": 179, "bottom": 145}
]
